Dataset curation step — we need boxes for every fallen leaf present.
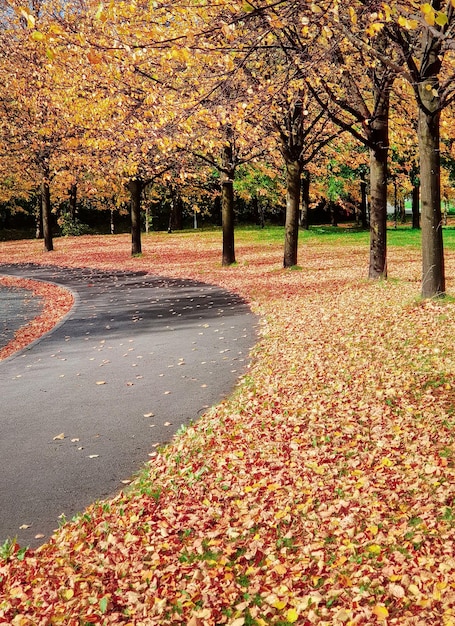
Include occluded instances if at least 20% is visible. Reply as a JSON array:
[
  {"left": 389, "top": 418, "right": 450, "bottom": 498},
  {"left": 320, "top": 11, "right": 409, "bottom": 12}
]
[{"left": 372, "top": 605, "right": 389, "bottom": 620}]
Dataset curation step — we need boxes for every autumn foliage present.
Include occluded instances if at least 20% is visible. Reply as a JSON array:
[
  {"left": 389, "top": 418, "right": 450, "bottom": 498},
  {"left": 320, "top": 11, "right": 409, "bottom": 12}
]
[
  {"left": 1, "top": 231, "right": 455, "bottom": 624},
  {"left": 0, "top": 276, "right": 73, "bottom": 361}
]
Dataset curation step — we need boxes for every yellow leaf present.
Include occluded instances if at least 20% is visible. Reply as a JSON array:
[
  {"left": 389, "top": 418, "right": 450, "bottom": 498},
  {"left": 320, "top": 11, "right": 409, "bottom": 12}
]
[
  {"left": 272, "top": 599, "right": 287, "bottom": 610},
  {"left": 372, "top": 604, "right": 389, "bottom": 620},
  {"left": 62, "top": 588, "right": 74, "bottom": 601},
  {"left": 367, "top": 544, "right": 381, "bottom": 555},
  {"left": 95, "top": 2, "right": 104, "bottom": 19},
  {"left": 20, "top": 9, "right": 35, "bottom": 28},
  {"left": 31, "top": 31, "right": 45, "bottom": 41},
  {"left": 286, "top": 609, "right": 299, "bottom": 623},
  {"left": 409, "top": 584, "right": 420, "bottom": 595},
  {"left": 435, "top": 11, "right": 448, "bottom": 26}
]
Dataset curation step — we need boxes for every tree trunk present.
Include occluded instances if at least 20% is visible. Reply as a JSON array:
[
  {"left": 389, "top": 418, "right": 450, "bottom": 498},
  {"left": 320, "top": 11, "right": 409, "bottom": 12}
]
[
  {"left": 41, "top": 177, "right": 53, "bottom": 252},
  {"left": 221, "top": 140, "right": 236, "bottom": 266},
  {"left": 400, "top": 197, "right": 406, "bottom": 224},
  {"left": 69, "top": 184, "right": 77, "bottom": 221},
  {"left": 170, "top": 187, "right": 183, "bottom": 231},
  {"left": 300, "top": 169, "right": 310, "bottom": 230},
  {"left": 221, "top": 176, "right": 235, "bottom": 265},
  {"left": 368, "top": 92, "right": 389, "bottom": 279},
  {"left": 128, "top": 178, "right": 142, "bottom": 255},
  {"left": 283, "top": 160, "right": 302, "bottom": 267},
  {"left": 418, "top": 105, "right": 445, "bottom": 297},
  {"left": 35, "top": 194, "right": 43, "bottom": 239},
  {"left": 360, "top": 179, "right": 368, "bottom": 228},
  {"left": 412, "top": 183, "right": 420, "bottom": 229}
]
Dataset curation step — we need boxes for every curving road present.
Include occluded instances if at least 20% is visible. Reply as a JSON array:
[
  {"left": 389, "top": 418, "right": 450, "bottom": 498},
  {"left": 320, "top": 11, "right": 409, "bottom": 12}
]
[{"left": 0, "top": 264, "right": 257, "bottom": 548}]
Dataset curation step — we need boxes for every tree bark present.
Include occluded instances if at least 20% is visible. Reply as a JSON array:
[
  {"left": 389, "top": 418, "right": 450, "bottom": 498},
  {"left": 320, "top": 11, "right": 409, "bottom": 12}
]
[
  {"left": 360, "top": 179, "right": 368, "bottom": 228},
  {"left": 368, "top": 88, "right": 389, "bottom": 279},
  {"left": 69, "top": 184, "right": 77, "bottom": 221},
  {"left": 221, "top": 176, "right": 235, "bottom": 265},
  {"left": 41, "top": 176, "right": 53, "bottom": 252},
  {"left": 300, "top": 169, "right": 310, "bottom": 230},
  {"left": 221, "top": 140, "right": 236, "bottom": 266},
  {"left": 35, "top": 194, "right": 43, "bottom": 239},
  {"left": 418, "top": 104, "right": 445, "bottom": 297},
  {"left": 128, "top": 178, "right": 142, "bottom": 255},
  {"left": 412, "top": 183, "right": 420, "bottom": 229},
  {"left": 169, "top": 186, "right": 183, "bottom": 231},
  {"left": 284, "top": 160, "right": 302, "bottom": 267}
]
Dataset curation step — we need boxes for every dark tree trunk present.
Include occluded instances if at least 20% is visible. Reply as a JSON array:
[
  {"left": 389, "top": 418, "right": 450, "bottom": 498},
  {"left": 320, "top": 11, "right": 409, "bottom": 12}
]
[
  {"left": 368, "top": 88, "right": 389, "bottom": 279},
  {"left": 128, "top": 178, "right": 143, "bottom": 255},
  {"left": 412, "top": 183, "right": 420, "bottom": 229},
  {"left": 69, "top": 184, "right": 77, "bottom": 221},
  {"left": 41, "top": 177, "right": 53, "bottom": 252},
  {"left": 284, "top": 160, "right": 302, "bottom": 267},
  {"left": 168, "top": 186, "right": 183, "bottom": 232},
  {"left": 221, "top": 176, "right": 235, "bottom": 265},
  {"left": 369, "top": 143, "right": 388, "bottom": 278},
  {"left": 360, "top": 179, "right": 368, "bottom": 228},
  {"left": 221, "top": 140, "right": 236, "bottom": 266},
  {"left": 400, "top": 197, "right": 406, "bottom": 224},
  {"left": 300, "top": 169, "right": 310, "bottom": 230},
  {"left": 35, "top": 194, "right": 43, "bottom": 239},
  {"left": 416, "top": 8, "right": 445, "bottom": 298},
  {"left": 329, "top": 202, "right": 338, "bottom": 227},
  {"left": 418, "top": 104, "right": 445, "bottom": 297}
]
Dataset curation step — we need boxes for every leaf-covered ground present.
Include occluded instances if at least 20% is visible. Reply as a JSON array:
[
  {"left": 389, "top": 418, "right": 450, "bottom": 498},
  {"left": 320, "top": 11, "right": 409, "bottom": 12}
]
[
  {"left": 2, "top": 231, "right": 455, "bottom": 625},
  {"left": 0, "top": 276, "right": 73, "bottom": 361}
]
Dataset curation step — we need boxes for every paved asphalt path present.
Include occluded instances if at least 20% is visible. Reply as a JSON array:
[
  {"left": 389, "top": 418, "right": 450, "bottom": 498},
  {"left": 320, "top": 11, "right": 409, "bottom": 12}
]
[{"left": 0, "top": 263, "right": 257, "bottom": 548}]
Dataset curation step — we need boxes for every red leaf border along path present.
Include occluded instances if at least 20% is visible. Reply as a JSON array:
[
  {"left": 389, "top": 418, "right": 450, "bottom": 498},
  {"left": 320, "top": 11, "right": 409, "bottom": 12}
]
[{"left": 0, "top": 276, "right": 74, "bottom": 360}]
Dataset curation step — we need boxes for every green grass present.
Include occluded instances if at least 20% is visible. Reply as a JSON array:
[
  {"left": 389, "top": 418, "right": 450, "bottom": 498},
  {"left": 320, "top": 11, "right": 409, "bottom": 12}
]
[{"left": 236, "top": 222, "right": 455, "bottom": 250}]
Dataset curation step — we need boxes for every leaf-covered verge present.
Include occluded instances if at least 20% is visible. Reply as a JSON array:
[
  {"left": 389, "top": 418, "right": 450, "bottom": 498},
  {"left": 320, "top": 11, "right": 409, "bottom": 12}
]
[
  {"left": 1, "top": 231, "right": 455, "bottom": 625},
  {"left": 0, "top": 276, "right": 74, "bottom": 361}
]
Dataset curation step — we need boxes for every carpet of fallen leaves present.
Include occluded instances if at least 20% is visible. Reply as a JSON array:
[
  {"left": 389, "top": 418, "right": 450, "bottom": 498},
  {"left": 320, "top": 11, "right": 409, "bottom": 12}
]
[
  {"left": 2, "top": 231, "right": 455, "bottom": 625},
  {"left": 0, "top": 276, "right": 74, "bottom": 361}
]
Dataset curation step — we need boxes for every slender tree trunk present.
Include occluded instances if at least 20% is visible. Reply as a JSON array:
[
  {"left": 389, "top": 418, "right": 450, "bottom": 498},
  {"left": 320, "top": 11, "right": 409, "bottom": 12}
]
[
  {"left": 360, "top": 179, "right": 368, "bottom": 228},
  {"left": 400, "top": 197, "right": 406, "bottom": 224},
  {"left": 35, "top": 194, "right": 43, "bottom": 239},
  {"left": 170, "top": 187, "right": 183, "bottom": 230},
  {"left": 221, "top": 140, "right": 236, "bottom": 266},
  {"left": 69, "top": 184, "right": 77, "bottom": 221},
  {"left": 412, "top": 183, "right": 420, "bottom": 229},
  {"left": 128, "top": 178, "right": 142, "bottom": 255},
  {"left": 284, "top": 160, "right": 302, "bottom": 267},
  {"left": 418, "top": 105, "right": 444, "bottom": 297},
  {"left": 221, "top": 175, "right": 235, "bottom": 265},
  {"left": 300, "top": 169, "right": 310, "bottom": 230},
  {"left": 41, "top": 176, "right": 53, "bottom": 252},
  {"left": 368, "top": 89, "right": 389, "bottom": 279}
]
